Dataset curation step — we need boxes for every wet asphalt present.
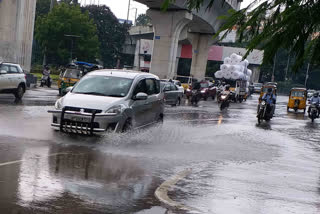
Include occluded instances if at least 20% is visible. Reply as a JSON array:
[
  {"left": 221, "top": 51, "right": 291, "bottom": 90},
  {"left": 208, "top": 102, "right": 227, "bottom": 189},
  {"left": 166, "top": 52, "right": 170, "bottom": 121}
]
[{"left": 0, "top": 88, "right": 320, "bottom": 214}]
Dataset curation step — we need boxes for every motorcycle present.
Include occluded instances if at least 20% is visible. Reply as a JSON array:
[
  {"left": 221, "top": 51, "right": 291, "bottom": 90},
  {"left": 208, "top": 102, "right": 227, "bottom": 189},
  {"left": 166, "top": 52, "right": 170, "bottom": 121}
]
[
  {"left": 190, "top": 89, "right": 201, "bottom": 105},
  {"left": 40, "top": 75, "right": 52, "bottom": 87},
  {"left": 257, "top": 100, "right": 274, "bottom": 124},
  {"left": 308, "top": 103, "right": 319, "bottom": 123},
  {"left": 219, "top": 92, "right": 230, "bottom": 111}
]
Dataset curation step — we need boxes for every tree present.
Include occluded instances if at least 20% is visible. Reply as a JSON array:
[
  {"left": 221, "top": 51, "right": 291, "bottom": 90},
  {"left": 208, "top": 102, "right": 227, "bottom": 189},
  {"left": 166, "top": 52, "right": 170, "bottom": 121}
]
[
  {"left": 35, "top": 0, "right": 57, "bottom": 20},
  {"left": 135, "top": 14, "right": 151, "bottom": 26},
  {"left": 163, "top": 0, "right": 320, "bottom": 71},
  {"left": 59, "top": 0, "right": 79, "bottom": 5},
  {"left": 35, "top": 3, "right": 99, "bottom": 65},
  {"left": 84, "top": 5, "right": 130, "bottom": 68}
]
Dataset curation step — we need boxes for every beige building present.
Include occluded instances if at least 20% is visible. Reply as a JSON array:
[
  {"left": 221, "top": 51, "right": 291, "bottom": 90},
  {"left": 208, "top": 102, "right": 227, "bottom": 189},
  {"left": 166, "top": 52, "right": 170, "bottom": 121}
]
[{"left": 0, "top": 0, "right": 37, "bottom": 72}]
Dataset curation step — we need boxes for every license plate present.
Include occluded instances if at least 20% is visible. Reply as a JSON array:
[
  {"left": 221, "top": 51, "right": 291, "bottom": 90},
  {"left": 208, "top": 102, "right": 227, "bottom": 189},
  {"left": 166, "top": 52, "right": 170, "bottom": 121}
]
[{"left": 70, "top": 116, "right": 91, "bottom": 123}]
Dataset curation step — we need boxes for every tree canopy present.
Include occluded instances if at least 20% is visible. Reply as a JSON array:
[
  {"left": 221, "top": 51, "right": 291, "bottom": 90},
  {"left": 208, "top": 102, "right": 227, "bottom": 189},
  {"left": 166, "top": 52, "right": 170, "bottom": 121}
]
[
  {"left": 135, "top": 14, "right": 151, "bottom": 26},
  {"left": 163, "top": 0, "right": 320, "bottom": 71},
  {"left": 83, "top": 5, "right": 129, "bottom": 68},
  {"left": 35, "top": 3, "right": 99, "bottom": 65}
]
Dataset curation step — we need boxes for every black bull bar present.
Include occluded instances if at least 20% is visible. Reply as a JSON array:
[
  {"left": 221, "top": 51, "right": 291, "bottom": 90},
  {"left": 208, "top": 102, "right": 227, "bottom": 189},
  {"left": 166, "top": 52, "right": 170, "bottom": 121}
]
[{"left": 48, "top": 107, "right": 117, "bottom": 135}]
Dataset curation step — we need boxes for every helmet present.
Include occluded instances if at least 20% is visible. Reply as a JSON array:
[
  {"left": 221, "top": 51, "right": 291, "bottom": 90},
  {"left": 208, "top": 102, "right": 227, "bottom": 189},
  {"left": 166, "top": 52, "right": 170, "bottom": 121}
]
[
  {"left": 267, "top": 88, "right": 273, "bottom": 93},
  {"left": 225, "top": 84, "right": 230, "bottom": 90},
  {"left": 314, "top": 92, "right": 319, "bottom": 97}
]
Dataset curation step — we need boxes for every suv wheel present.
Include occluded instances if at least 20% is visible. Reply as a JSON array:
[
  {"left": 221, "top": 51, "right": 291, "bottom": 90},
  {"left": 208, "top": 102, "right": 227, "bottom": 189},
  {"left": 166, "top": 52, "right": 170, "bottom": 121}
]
[
  {"left": 122, "top": 119, "right": 132, "bottom": 132},
  {"left": 14, "top": 85, "right": 25, "bottom": 99}
]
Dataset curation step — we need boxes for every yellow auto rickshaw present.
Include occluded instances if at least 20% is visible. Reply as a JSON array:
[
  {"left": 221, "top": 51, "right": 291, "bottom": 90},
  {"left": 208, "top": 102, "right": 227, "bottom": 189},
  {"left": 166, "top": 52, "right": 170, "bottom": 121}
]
[
  {"left": 259, "top": 84, "right": 277, "bottom": 103},
  {"left": 287, "top": 88, "right": 307, "bottom": 113},
  {"left": 58, "top": 68, "right": 83, "bottom": 96}
]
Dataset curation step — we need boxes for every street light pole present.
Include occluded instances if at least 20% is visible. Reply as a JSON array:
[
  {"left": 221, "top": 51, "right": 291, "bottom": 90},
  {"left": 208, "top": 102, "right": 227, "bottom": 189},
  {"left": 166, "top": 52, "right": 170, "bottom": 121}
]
[{"left": 64, "top": 34, "right": 81, "bottom": 62}]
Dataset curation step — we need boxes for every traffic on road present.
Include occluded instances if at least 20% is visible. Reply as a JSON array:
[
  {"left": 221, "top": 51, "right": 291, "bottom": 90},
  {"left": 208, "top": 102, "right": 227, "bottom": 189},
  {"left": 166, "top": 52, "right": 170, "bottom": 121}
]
[{"left": 1, "top": 65, "right": 320, "bottom": 213}]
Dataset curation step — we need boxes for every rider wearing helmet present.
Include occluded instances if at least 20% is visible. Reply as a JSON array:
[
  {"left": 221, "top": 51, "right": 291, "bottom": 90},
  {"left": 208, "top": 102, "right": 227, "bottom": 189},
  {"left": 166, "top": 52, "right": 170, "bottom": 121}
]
[
  {"left": 308, "top": 92, "right": 320, "bottom": 116},
  {"left": 262, "top": 87, "right": 277, "bottom": 114}
]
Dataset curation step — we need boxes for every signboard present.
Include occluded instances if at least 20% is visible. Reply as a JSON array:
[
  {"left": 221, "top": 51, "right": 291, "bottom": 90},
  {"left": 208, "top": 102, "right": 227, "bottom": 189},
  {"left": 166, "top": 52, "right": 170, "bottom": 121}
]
[
  {"left": 180, "top": 44, "right": 264, "bottom": 65},
  {"left": 139, "top": 39, "right": 153, "bottom": 55}
]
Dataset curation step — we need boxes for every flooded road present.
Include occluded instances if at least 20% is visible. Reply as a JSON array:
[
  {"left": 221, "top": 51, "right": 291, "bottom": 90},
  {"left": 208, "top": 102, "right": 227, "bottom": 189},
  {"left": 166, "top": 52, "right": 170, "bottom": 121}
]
[{"left": 0, "top": 88, "right": 320, "bottom": 213}]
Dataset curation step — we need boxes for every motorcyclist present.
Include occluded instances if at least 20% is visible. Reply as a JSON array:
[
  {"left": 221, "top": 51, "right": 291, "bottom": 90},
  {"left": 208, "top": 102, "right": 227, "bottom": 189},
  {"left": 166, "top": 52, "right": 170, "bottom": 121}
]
[
  {"left": 42, "top": 65, "right": 51, "bottom": 87},
  {"left": 220, "top": 84, "right": 231, "bottom": 100},
  {"left": 308, "top": 92, "right": 320, "bottom": 116},
  {"left": 262, "top": 88, "right": 276, "bottom": 114},
  {"left": 218, "top": 81, "right": 226, "bottom": 91}
]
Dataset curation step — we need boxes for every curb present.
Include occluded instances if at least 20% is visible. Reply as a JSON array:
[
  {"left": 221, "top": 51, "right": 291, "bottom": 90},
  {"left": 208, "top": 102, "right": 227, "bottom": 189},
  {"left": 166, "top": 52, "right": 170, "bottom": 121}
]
[{"left": 155, "top": 169, "right": 200, "bottom": 213}]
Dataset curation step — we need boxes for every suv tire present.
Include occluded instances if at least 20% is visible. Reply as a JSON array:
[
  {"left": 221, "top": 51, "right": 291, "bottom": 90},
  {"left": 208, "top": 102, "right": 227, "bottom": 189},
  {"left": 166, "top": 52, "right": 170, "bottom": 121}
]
[{"left": 14, "top": 85, "right": 25, "bottom": 99}]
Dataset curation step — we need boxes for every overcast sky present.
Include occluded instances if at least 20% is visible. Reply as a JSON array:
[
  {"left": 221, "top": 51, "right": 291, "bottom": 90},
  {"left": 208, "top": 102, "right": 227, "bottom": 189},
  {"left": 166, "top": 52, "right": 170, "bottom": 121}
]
[{"left": 81, "top": 0, "right": 253, "bottom": 23}]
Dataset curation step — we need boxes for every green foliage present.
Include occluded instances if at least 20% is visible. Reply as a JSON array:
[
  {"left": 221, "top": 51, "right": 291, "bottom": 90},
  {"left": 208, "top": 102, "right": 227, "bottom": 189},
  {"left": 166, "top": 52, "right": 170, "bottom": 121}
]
[
  {"left": 35, "top": 3, "right": 99, "bottom": 65},
  {"left": 135, "top": 14, "right": 151, "bottom": 26},
  {"left": 35, "top": 0, "right": 54, "bottom": 19},
  {"left": 83, "top": 5, "right": 129, "bottom": 68}
]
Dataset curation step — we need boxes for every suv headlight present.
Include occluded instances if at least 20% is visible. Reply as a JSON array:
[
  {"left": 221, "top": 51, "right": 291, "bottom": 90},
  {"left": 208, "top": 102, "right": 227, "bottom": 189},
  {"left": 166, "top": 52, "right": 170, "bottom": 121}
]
[
  {"left": 105, "top": 104, "right": 126, "bottom": 115},
  {"left": 55, "top": 98, "right": 63, "bottom": 110}
]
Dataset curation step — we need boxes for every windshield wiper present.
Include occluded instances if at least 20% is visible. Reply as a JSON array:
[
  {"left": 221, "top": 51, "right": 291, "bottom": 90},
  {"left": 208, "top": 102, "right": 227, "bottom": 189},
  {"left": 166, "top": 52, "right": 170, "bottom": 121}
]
[{"left": 106, "top": 94, "right": 124, "bottom": 97}]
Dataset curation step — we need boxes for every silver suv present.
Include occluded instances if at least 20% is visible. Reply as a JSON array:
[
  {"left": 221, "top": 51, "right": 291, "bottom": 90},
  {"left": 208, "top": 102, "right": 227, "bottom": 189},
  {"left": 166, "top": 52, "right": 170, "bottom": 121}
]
[
  {"left": 49, "top": 69, "right": 164, "bottom": 135},
  {"left": 0, "top": 63, "right": 27, "bottom": 99}
]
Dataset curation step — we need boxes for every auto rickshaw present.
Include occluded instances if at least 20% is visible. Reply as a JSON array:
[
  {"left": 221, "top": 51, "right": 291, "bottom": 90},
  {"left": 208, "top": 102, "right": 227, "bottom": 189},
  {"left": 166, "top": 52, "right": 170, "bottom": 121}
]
[
  {"left": 287, "top": 88, "right": 307, "bottom": 113},
  {"left": 58, "top": 68, "right": 83, "bottom": 96},
  {"left": 259, "top": 84, "right": 277, "bottom": 103}
]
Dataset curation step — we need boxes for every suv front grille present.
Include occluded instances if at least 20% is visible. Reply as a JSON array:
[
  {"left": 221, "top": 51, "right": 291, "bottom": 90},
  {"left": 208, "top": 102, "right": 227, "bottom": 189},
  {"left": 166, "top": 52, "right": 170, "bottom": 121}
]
[{"left": 64, "top": 106, "right": 102, "bottom": 114}]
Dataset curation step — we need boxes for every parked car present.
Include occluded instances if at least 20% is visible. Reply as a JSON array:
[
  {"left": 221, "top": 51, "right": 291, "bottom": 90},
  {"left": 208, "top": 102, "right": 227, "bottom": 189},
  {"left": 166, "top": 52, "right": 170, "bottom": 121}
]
[
  {"left": 253, "top": 83, "right": 263, "bottom": 93},
  {"left": 161, "top": 81, "right": 183, "bottom": 106},
  {"left": 48, "top": 70, "right": 164, "bottom": 135},
  {"left": 172, "top": 80, "right": 184, "bottom": 93},
  {"left": 0, "top": 62, "right": 26, "bottom": 99}
]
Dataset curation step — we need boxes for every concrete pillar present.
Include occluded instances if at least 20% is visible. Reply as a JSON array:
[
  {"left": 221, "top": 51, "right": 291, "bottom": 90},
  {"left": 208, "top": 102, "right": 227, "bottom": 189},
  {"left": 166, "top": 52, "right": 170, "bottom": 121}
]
[
  {"left": 190, "top": 33, "right": 211, "bottom": 81},
  {"left": 147, "top": 9, "right": 192, "bottom": 79},
  {"left": 0, "top": 0, "right": 36, "bottom": 72},
  {"left": 133, "top": 39, "right": 140, "bottom": 70}
]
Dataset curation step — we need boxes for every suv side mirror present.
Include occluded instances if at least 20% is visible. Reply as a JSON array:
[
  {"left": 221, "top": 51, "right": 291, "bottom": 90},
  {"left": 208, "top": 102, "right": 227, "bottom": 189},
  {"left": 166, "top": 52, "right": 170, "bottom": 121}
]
[
  {"left": 65, "top": 86, "right": 73, "bottom": 93},
  {"left": 0, "top": 70, "right": 7, "bottom": 75},
  {"left": 133, "top": 92, "right": 148, "bottom": 100}
]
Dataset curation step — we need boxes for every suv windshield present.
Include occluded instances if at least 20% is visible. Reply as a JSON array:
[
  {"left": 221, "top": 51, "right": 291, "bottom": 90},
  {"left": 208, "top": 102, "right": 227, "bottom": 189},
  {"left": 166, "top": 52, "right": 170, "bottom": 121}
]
[
  {"left": 63, "top": 69, "right": 81, "bottom": 79},
  {"left": 72, "top": 75, "right": 133, "bottom": 97}
]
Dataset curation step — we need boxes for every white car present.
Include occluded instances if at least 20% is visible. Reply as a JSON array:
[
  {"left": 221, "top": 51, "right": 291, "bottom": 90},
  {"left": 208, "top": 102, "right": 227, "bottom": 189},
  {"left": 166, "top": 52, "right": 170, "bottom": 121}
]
[
  {"left": 0, "top": 62, "right": 26, "bottom": 99},
  {"left": 49, "top": 70, "right": 164, "bottom": 135}
]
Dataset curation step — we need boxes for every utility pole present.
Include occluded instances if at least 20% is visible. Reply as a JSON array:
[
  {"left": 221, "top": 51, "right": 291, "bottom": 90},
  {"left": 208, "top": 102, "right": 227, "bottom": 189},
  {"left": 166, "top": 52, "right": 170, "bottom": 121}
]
[
  {"left": 126, "top": 0, "right": 131, "bottom": 23},
  {"left": 305, "top": 63, "right": 310, "bottom": 88}
]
